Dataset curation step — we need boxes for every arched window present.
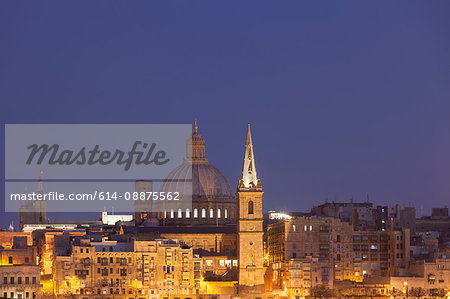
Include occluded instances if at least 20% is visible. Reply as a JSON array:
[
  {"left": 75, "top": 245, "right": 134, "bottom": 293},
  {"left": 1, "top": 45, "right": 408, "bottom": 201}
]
[
  {"left": 210, "top": 208, "right": 214, "bottom": 218},
  {"left": 217, "top": 208, "right": 221, "bottom": 218},
  {"left": 201, "top": 208, "right": 206, "bottom": 218},
  {"left": 170, "top": 209, "right": 174, "bottom": 219},
  {"left": 224, "top": 208, "right": 228, "bottom": 219},
  {"left": 177, "top": 209, "right": 182, "bottom": 218},
  {"left": 248, "top": 201, "right": 254, "bottom": 214},
  {"left": 193, "top": 208, "right": 198, "bottom": 218},
  {"left": 186, "top": 208, "right": 190, "bottom": 218}
]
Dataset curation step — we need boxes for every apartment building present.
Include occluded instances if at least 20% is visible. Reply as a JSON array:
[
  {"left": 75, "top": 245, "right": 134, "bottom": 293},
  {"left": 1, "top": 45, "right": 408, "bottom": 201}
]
[
  {"left": 52, "top": 237, "right": 202, "bottom": 299},
  {"left": 0, "top": 236, "right": 41, "bottom": 299}
]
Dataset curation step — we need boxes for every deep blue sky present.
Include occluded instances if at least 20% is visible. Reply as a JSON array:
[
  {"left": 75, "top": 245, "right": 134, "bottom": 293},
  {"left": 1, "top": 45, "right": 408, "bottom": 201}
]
[{"left": 1, "top": 1, "right": 450, "bottom": 228}]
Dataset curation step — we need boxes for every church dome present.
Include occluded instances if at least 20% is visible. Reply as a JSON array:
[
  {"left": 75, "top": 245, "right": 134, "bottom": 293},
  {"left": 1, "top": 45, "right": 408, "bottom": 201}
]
[
  {"left": 160, "top": 162, "right": 234, "bottom": 198},
  {"left": 157, "top": 119, "right": 236, "bottom": 226}
]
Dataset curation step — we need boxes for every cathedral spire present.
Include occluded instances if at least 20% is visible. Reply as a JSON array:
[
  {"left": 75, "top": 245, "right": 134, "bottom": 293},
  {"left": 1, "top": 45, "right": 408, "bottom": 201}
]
[{"left": 241, "top": 123, "right": 258, "bottom": 188}]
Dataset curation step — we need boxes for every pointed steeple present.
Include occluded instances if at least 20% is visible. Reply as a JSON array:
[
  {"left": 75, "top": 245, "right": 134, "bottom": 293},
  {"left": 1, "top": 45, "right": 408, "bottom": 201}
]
[{"left": 240, "top": 123, "right": 259, "bottom": 188}]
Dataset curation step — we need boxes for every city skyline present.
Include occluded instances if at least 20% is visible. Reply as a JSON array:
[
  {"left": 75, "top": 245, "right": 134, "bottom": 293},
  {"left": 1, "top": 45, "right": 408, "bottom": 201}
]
[
  {"left": 0, "top": 118, "right": 447, "bottom": 229},
  {"left": 1, "top": 2, "right": 450, "bottom": 296},
  {"left": 2, "top": 2, "right": 450, "bottom": 228}
]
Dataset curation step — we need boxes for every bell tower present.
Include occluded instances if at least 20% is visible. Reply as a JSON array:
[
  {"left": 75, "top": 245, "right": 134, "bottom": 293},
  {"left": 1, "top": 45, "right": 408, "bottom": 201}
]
[
  {"left": 236, "top": 123, "right": 265, "bottom": 294},
  {"left": 19, "top": 170, "right": 47, "bottom": 231}
]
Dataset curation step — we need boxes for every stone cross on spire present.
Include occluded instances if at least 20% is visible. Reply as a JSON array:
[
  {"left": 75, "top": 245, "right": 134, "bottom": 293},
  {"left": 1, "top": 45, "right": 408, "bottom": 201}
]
[{"left": 241, "top": 123, "right": 258, "bottom": 188}]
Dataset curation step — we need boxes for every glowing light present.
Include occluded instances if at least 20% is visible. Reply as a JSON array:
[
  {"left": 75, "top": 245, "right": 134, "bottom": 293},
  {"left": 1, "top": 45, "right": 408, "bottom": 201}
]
[{"left": 268, "top": 212, "right": 292, "bottom": 220}]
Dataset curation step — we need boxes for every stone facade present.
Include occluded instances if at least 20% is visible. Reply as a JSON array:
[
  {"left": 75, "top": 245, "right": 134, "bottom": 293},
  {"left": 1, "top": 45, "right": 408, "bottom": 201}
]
[
  {"left": 265, "top": 217, "right": 353, "bottom": 285},
  {"left": 0, "top": 235, "right": 41, "bottom": 299},
  {"left": 53, "top": 238, "right": 202, "bottom": 299},
  {"left": 0, "top": 265, "right": 41, "bottom": 299}
]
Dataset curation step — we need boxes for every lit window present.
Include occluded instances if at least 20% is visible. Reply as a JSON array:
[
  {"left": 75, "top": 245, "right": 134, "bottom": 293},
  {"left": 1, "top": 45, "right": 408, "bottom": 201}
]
[
  {"left": 193, "top": 208, "right": 198, "bottom": 218},
  {"left": 210, "top": 208, "right": 214, "bottom": 218},
  {"left": 178, "top": 209, "right": 182, "bottom": 218},
  {"left": 202, "top": 208, "right": 206, "bottom": 218},
  {"left": 304, "top": 225, "right": 307, "bottom": 231},
  {"left": 225, "top": 208, "right": 228, "bottom": 219},
  {"left": 186, "top": 209, "right": 190, "bottom": 218},
  {"left": 170, "top": 209, "right": 174, "bottom": 219},
  {"left": 309, "top": 225, "right": 313, "bottom": 231},
  {"left": 293, "top": 225, "right": 296, "bottom": 232},
  {"left": 217, "top": 208, "right": 221, "bottom": 218}
]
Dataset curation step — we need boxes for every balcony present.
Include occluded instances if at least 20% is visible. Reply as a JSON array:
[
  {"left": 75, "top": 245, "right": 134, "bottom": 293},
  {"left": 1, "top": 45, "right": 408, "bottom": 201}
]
[{"left": 82, "top": 260, "right": 91, "bottom": 267}]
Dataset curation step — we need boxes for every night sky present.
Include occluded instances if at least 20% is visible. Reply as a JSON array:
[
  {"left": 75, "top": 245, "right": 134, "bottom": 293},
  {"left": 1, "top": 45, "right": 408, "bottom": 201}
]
[{"left": 1, "top": 1, "right": 450, "bottom": 229}]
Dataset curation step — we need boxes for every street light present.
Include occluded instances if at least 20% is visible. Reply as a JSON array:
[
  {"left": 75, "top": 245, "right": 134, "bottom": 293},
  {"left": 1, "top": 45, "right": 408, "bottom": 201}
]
[{"left": 403, "top": 281, "right": 408, "bottom": 299}]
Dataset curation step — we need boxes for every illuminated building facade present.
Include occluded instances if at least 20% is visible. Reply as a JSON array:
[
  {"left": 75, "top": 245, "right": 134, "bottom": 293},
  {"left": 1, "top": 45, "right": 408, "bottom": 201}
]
[
  {"left": 52, "top": 237, "right": 202, "bottom": 299},
  {"left": 0, "top": 236, "right": 41, "bottom": 299}
]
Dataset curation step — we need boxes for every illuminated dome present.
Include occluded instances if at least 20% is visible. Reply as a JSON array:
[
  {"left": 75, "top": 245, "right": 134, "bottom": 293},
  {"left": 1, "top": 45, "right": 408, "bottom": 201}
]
[
  {"left": 158, "top": 120, "right": 236, "bottom": 226},
  {"left": 161, "top": 162, "right": 234, "bottom": 198}
]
